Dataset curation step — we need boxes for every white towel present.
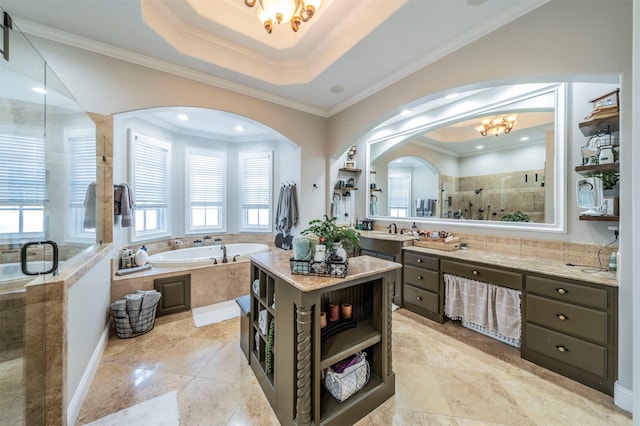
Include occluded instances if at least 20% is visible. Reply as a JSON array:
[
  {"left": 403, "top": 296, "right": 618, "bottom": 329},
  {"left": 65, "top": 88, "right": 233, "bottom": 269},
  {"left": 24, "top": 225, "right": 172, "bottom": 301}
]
[
  {"left": 444, "top": 273, "right": 521, "bottom": 347},
  {"left": 252, "top": 279, "right": 260, "bottom": 295},
  {"left": 258, "top": 309, "right": 268, "bottom": 335}
]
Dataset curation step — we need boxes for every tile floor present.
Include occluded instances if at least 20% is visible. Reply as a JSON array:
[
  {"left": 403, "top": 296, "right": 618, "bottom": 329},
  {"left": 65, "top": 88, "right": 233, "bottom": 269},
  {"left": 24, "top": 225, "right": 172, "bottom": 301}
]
[{"left": 76, "top": 308, "right": 632, "bottom": 425}]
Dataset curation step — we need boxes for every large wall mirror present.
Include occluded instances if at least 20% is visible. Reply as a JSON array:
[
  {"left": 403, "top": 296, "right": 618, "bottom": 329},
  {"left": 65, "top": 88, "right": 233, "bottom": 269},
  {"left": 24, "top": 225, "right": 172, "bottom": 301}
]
[{"left": 366, "top": 83, "right": 566, "bottom": 231}]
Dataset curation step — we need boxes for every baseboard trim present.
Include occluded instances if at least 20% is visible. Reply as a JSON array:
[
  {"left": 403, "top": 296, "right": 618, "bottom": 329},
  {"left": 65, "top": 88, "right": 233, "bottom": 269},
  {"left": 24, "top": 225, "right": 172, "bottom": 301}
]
[
  {"left": 67, "top": 321, "right": 111, "bottom": 426},
  {"left": 613, "top": 380, "right": 633, "bottom": 413}
]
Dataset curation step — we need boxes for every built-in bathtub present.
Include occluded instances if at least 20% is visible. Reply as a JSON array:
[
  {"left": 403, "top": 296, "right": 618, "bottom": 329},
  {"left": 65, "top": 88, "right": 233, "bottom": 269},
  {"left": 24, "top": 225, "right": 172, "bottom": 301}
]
[{"left": 148, "top": 243, "right": 270, "bottom": 267}]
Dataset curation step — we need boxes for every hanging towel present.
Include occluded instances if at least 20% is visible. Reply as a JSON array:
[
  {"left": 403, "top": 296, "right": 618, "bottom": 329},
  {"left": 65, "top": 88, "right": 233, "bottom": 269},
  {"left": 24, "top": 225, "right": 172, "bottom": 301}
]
[
  {"left": 83, "top": 182, "right": 97, "bottom": 229},
  {"left": 275, "top": 184, "right": 298, "bottom": 237},
  {"left": 114, "top": 183, "right": 136, "bottom": 227},
  {"left": 444, "top": 273, "right": 521, "bottom": 347}
]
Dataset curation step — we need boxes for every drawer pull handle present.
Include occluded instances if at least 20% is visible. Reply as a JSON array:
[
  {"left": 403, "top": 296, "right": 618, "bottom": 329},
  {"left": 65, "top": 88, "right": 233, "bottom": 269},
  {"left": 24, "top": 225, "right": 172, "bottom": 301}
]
[
  {"left": 472, "top": 270, "right": 479, "bottom": 275},
  {"left": 556, "top": 314, "right": 568, "bottom": 321},
  {"left": 556, "top": 288, "right": 568, "bottom": 295},
  {"left": 416, "top": 296, "right": 423, "bottom": 301},
  {"left": 417, "top": 275, "right": 423, "bottom": 280},
  {"left": 556, "top": 345, "right": 569, "bottom": 353},
  {"left": 417, "top": 259, "right": 423, "bottom": 263}
]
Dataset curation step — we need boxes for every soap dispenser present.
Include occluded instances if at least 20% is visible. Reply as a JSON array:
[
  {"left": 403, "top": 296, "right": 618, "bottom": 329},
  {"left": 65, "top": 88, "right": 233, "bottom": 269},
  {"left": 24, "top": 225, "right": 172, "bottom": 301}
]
[
  {"left": 608, "top": 251, "right": 617, "bottom": 272},
  {"left": 411, "top": 222, "right": 418, "bottom": 236}
]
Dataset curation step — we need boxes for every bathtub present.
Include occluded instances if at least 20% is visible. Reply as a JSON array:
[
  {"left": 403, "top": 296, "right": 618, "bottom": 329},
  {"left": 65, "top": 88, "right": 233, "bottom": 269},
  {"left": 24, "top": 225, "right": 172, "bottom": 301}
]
[
  {"left": 148, "top": 243, "right": 270, "bottom": 267},
  {"left": 1, "top": 261, "right": 62, "bottom": 293}
]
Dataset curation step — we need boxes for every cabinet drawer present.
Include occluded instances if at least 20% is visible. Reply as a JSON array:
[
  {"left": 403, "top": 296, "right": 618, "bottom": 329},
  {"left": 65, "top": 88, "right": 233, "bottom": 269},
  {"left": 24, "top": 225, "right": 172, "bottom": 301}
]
[
  {"left": 442, "top": 260, "right": 523, "bottom": 290},
  {"left": 526, "top": 295, "right": 607, "bottom": 344},
  {"left": 404, "top": 251, "right": 439, "bottom": 270},
  {"left": 404, "top": 266, "right": 439, "bottom": 292},
  {"left": 403, "top": 284, "right": 439, "bottom": 313},
  {"left": 526, "top": 275, "right": 607, "bottom": 309},
  {"left": 359, "top": 237, "right": 401, "bottom": 256},
  {"left": 525, "top": 323, "right": 607, "bottom": 378}
]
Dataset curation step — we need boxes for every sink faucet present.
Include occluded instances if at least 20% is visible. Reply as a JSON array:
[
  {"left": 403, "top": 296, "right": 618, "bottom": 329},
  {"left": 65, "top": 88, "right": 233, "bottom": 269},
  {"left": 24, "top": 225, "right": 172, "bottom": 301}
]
[
  {"left": 221, "top": 243, "right": 228, "bottom": 263},
  {"left": 388, "top": 223, "right": 397, "bottom": 234}
]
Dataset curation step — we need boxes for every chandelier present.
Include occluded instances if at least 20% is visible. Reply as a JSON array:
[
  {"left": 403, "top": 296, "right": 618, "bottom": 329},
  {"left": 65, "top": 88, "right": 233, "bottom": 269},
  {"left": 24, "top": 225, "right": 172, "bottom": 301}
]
[
  {"left": 244, "top": 0, "right": 322, "bottom": 34},
  {"left": 476, "top": 115, "right": 517, "bottom": 137}
]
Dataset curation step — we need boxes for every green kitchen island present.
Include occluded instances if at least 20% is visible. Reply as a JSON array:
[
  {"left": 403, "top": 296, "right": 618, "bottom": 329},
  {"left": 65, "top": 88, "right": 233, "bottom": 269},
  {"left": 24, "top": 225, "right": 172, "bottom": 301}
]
[{"left": 247, "top": 250, "right": 401, "bottom": 426}]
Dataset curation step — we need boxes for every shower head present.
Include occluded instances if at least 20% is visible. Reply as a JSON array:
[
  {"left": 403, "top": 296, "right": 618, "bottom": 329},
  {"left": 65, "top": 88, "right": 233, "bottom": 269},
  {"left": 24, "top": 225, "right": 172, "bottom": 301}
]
[{"left": 474, "top": 188, "right": 483, "bottom": 195}]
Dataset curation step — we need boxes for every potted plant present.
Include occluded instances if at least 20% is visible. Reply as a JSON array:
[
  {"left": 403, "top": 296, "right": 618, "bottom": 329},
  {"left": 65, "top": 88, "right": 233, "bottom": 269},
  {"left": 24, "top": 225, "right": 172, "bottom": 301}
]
[
  {"left": 301, "top": 215, "right": 360, "bottom": 253},
  {"left": 500, "top": 210, "right": 531, "bottom": 222}
]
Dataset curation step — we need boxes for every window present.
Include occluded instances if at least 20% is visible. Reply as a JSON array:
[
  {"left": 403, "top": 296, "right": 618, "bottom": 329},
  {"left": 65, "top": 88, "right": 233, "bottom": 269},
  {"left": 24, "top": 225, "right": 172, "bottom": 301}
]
[
  {"left": 0, "top": 134, "right": 46, "bottom": 242},
  {"left": 130, "top": 131, "right": 170, "bottom": 240},
  {"left": 388, "top": 173, "right": 410, "bottom": 217},
  {"left": 239, "top": 151, "right": 272, "bottom": 231},
  {"left": 186, "top": 147, "right": 226, "bottom": 233},
  {"left": 66, "top": 128, "right": 96, "bottom": 242}
]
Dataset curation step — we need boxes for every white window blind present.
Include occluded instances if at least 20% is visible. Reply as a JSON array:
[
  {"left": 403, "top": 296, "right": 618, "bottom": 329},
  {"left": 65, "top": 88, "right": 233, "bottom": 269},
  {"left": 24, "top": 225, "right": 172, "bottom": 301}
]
[
  {"left": 131, "top": 132, "right": 170, "bottom": 238},
  {"left": 0, "top": 134, "right": 46, "bottom": 237},
  {"left": 67, "top": 129, "right": 96, "bottom": 240},
  {"left": 186, "top": 147, "right": 225, "bottom": 232},
  {"left": 240, "top": 151, "right": 272, "bottom": 230},
  {"left": 388, "top": 174, "right": 410, "bottom": 217}
]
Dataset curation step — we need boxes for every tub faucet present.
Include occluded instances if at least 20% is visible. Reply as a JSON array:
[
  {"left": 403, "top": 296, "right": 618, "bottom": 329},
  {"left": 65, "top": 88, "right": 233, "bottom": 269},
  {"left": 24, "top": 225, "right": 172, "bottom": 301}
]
[{"left": 221, "top": 243, "right": 228, "bottom": 263}]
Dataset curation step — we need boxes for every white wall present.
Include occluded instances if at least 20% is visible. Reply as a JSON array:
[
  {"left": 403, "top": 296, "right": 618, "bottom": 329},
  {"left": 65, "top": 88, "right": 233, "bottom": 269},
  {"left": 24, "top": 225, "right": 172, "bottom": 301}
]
[
  {"left": 66, "top": 249, "right": 114, "bottom": 424},
  {"left": 458, "top": 144, "right": 545, "bottom": 177}
]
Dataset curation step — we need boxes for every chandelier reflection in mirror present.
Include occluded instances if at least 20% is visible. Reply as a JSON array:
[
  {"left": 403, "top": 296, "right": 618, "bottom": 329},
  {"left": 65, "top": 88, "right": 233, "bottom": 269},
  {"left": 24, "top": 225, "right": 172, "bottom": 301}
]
[
  {"left": 476, "top": 114, "right": 517, "bottom": 137},
  {"left": 244, "top": 0, "right": 322, "bottom": 34}
]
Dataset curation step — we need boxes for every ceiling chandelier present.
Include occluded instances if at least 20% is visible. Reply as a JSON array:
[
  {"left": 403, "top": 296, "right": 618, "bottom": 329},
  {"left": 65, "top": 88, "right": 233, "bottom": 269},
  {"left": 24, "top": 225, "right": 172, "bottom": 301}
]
[
  {"left": 244, "top": 0, "right": 322, "bottom": 34},
  {"left": 476, "top": 114, "right": 517, "bottom": 137}
]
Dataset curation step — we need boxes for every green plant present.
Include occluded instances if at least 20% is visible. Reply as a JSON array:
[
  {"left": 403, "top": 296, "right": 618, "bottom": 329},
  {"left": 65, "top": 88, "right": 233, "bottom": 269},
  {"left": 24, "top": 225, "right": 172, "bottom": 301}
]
[
  {"left": 598, "top": 171, "right": 619, "bottom": 190},
  {"left": 500, "top": 211, "right": 531, "bottom": 222},
  {"left": 301, "top": 215, "right": 360, "bottom": 250}
]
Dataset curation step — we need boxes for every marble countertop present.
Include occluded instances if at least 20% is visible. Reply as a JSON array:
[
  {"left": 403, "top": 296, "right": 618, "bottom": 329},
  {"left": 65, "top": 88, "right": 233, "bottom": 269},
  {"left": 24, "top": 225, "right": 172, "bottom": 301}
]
[
  {"left": 403, "top": 246, "right": 617, "bottom": 287},
  {"left": 249, "top": 250, "right": 402, "bottom": 292}
]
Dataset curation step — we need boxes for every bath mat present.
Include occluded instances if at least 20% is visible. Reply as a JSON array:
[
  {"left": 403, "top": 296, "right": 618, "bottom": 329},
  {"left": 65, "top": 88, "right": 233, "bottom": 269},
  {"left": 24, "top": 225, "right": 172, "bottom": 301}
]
[
  {"left": 192, "top": 299, "right": 240, "bottom": 328},
  {"left": 86, "top": 390, "right": 179, "bottom": 425}
]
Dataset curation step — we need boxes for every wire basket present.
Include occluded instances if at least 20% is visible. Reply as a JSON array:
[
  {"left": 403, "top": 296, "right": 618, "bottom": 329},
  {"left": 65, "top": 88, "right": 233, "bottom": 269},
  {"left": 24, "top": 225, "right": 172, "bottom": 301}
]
[
  {"left": 323, "top": 352, "right": 370, "bottom": 402},
  {"left": 290, "top": 257, "right": 348, "bottom": 278},
  {"left": 112, "top": 303, "right": 159, "bottom": 338}
]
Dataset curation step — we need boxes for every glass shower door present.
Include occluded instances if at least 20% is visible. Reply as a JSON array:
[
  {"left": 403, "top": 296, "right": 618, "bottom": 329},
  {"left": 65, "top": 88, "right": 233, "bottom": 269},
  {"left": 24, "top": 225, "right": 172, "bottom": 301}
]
[{"left": 0, "top": 8, "right": 97, "bottom": 424}]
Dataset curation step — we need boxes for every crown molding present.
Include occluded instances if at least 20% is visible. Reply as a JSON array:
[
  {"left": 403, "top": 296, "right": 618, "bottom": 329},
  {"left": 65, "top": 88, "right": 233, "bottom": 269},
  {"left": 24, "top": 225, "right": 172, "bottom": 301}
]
[{"left": 13, "top": 18, "right": 329, "bottom": 117}]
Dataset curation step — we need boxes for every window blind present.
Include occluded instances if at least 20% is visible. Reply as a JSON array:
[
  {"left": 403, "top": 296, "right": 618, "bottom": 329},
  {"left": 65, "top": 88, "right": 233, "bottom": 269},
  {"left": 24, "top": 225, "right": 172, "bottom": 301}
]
[
  {"left": 188, "top": 149, "right": 224, "bottom": 206},
  {"left": 68, "top": 135, "right": 96, "bottom": 205},
  {"left": 0, "top": 134, "right": 46, "bottom": 204},
  {"left": 389, "top": 174, "right": 410, "bottom": 208},
  {"left": 241, "top": 153, "right": 271, "bottom": 207},
  {"left": 134, "top": 134, "right": 169, "bottom": 208}
]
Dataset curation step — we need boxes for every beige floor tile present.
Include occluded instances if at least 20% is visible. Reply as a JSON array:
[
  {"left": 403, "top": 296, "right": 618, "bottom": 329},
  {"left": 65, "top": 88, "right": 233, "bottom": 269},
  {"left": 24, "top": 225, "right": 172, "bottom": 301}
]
[{"left": 76, "top": 308, "right": 631, "bottom": 426}]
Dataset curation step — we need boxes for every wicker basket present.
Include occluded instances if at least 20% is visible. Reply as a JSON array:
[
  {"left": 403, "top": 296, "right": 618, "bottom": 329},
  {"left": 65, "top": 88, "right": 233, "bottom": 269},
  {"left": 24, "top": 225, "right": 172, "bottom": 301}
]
[
  {"left": 290, "top": 258, "right": 348, "bottom": 278},
  {"left": 113, "top": 303, "right": 159, "bottom": 338},
  {"left": 413, "top": 237, "right": 460, "bottom": 251},
  {"left": 323, "top": 352, "right": 370, "bottom": 402}
]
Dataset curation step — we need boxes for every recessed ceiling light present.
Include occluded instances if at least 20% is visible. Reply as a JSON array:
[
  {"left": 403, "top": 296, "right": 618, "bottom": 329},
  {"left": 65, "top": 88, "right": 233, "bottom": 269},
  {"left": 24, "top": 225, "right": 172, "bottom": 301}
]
[
  {"left": 476, "top": 145, "right": 484, "bottom": 150},
  {"left": 235, "top": 125, "right": 244, "bottom": 132},
  {"left": 177, "top": 114, "right": 189, "bottom": 121},
  {"left": 520, "top": 136, "right": 530, "bottom": 141},
  {"left": 445, "top": 93, "right": 459, "bottom": 99},
  {"left": 329, "top": 85, "right": 344, "bottom": 94},
  {"left": 32, "top": 87, "right": 46, "bottom": 94},
  {"left": 400, "top": 109, "right": 412, "bottom": 116}
]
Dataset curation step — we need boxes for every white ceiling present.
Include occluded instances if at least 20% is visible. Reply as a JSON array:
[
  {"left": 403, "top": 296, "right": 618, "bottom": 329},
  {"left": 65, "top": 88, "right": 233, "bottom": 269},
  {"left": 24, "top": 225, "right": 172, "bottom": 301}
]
[{"left": 1, "top": 0, "right": 550, "bottom": 117}]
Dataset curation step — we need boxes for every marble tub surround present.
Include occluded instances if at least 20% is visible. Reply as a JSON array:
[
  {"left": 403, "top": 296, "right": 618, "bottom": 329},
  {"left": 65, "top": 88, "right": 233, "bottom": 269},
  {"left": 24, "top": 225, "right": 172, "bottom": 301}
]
[
  {"left": 136, "top": 233, "right": 276, "bottom": 256},
  {"left": 111, "top": 260, "right": 249, "bottom": 308},
  {"left": 404, "top": 245, "right": 616, "bottom": 287},
  {"left": 75, "top": 308, "right": 631, "bottom": 425}
]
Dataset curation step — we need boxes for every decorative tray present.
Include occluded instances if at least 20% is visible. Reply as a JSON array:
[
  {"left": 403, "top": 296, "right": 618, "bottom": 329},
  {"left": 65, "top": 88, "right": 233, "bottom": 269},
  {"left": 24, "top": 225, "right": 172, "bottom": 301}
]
[
  {"left": 413, "top": 236, "right": 460, "bottom": 251},
  {"left": 290, "top": 257, "right": 348, "bottom": 278}
]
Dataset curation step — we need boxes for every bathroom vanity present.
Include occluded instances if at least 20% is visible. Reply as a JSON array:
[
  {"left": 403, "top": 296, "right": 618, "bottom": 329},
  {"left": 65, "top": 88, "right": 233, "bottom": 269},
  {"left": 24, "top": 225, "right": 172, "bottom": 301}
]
[
  {"left": 248, "top": 251, "right": 401, "bottom": 426},
  {"left": 402, "top": 246, "right": 618, "bottom": 395},
  {"left": 358, "top": 231, "right": 416, "bottom": 306}
]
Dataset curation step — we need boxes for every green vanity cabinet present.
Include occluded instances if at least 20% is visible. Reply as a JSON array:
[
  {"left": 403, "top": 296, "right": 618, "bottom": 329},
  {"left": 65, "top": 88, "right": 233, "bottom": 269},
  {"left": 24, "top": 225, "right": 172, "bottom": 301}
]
[
  {"left": 248, "top": 252, "right": 400, "bottom": 426},
  {"left": 401, "top": 246, "right": 618, "bottom": 396},
  {"left": 522, "top": 274, "right": 618, "bottom": 395},
  {"left": 402, "top": 251, "right": 444, "bottom": 323},
  {"left": 359, "top": 236, "right": 411, "bottom": 306}
]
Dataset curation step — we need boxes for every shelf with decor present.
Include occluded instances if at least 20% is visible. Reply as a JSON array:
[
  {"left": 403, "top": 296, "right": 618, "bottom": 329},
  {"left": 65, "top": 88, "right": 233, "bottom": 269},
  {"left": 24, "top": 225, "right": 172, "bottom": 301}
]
[
  {"left": 248, "top": 251, "right": 400, "bottom": 426},
  {"left": 574, "top": 163, "right": 619, "bottom": 176},
  {"left": 339, "top": 168, "right": 362, "bottom": 174},
  {"left": 578, "top": 114, "right": 619, "bottom": 137},
  {"left": 578, "top": 215, "right": 619, "bottom": 222}
]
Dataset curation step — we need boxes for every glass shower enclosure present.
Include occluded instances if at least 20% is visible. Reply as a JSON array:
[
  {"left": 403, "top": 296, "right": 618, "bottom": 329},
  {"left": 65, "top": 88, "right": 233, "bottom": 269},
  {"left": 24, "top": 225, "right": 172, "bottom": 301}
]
[{"left": 0, "top": 8, "right": 97, "bottom": 424}]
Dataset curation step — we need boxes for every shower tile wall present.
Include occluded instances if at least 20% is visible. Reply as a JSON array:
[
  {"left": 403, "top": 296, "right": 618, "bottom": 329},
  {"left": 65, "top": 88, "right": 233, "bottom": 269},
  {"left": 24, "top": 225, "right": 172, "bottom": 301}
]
[{"left": 441, "top": 169, "right": 545, "bottom": 221}]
